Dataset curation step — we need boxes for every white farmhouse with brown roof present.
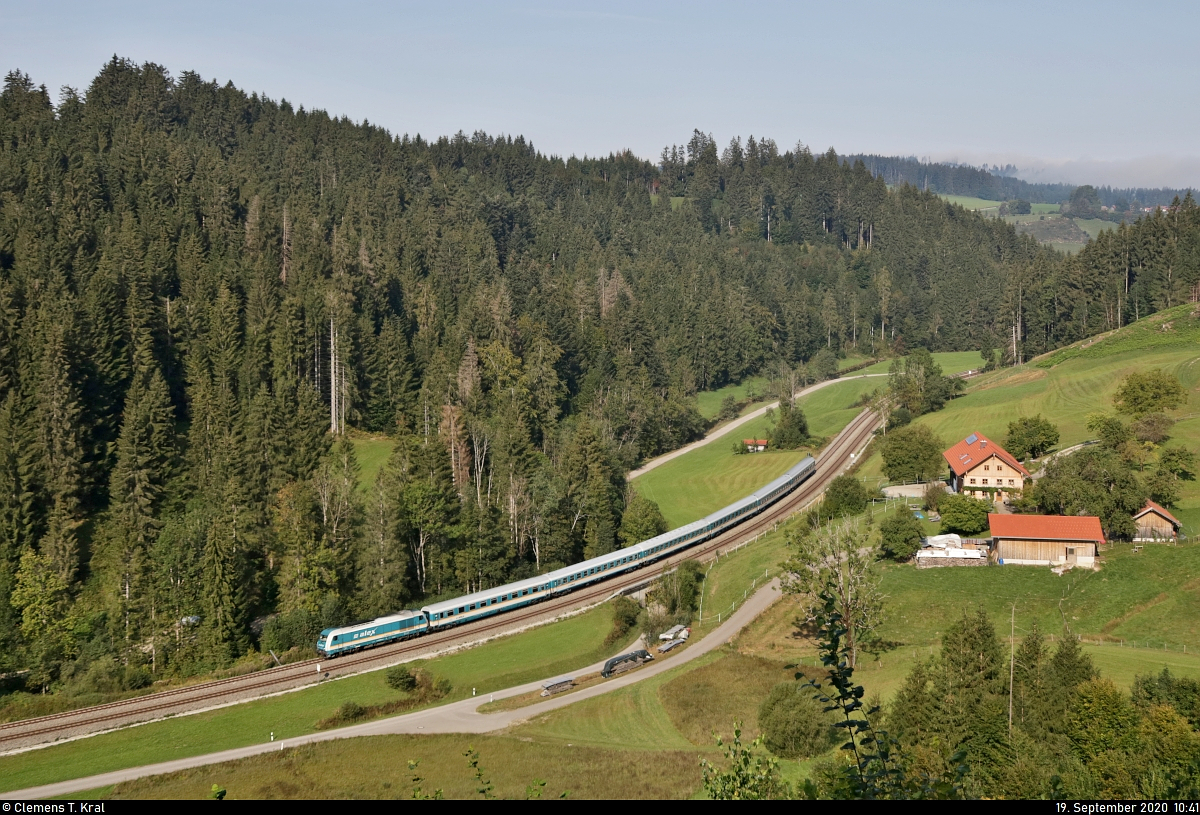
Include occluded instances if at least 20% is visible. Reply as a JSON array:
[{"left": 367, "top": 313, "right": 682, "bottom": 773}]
[{"left": 943, "top": 432, "right": 1030, "bottom": 503}]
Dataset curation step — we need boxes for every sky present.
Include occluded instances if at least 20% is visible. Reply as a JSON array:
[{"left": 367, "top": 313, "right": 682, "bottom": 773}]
[{"left": 3, "top": 0, "right": 1199, "bottom": 188}]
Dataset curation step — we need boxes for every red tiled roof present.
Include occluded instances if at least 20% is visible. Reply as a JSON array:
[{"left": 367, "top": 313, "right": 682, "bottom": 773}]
[
  {"left": 1134, "top": 500, "right": 1180, "bottom": 528},
  {"left": 742, "top": 439, "right": 769, "bottom": 446},
  {"left": 943, "top": 432, "right": 1030, "bottom": 478},
  {"left": 988, "top": 514, "right": 1105, "bottom": 544}
]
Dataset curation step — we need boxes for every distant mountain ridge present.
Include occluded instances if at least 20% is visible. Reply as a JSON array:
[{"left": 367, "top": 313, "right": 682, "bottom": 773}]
[{"left": 844, "top": 154, "right": 1190, "bottom": 207}]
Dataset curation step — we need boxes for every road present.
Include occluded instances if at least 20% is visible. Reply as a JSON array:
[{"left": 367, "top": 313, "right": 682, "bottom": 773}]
[
  {"left": 627, "top": 374, "right": 886, "bottom": 480},
  {"left": 2, "top": 579, "right": 784, "bottom": 800},
  {"left": 0, "top": 407, "right": 881, "bottom": 755}
]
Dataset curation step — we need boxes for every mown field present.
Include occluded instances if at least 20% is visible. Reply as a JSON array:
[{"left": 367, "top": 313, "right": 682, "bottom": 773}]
[
  {"left": 693, "top": 375, "right": 773, "bottom": 421},
  {"left": 852, "top": 350, "right": 983, "bottom": 377},
  {"left": 855, "top": 304, "right": 1200, "bottom": 534}
]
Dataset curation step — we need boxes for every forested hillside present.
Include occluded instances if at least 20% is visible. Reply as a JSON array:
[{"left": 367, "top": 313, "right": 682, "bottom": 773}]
[{"left": 0, "top": 59, "right": 1198, "bottom": 687}]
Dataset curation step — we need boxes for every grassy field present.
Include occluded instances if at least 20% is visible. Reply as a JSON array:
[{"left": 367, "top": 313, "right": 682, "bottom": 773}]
[
  {"left": 350, "top": 435, "right": 395, "bottom": 492},
  {"left": 1072, "top": 217, "right": 1119, "bottom": 240},
  {"left": 939, "top": 195, "right": 1003, "bottom": 212},
  {"left": 693, "top": 375, "right": 772, "bottom": 421},
  {"left": 632, "top": 413, "right": 811, "bottom": 527},
  {"left": 92, "top": 733, "right": 706, "bottom": 800},
  {"left": 854, "top": 305, "right": 1200, "bottom": 533},
  {"left": 0, "top": 603, "right": 633, "bottom": 794},
  {"left": 633, "top": 376, "right": 883, "bottom": 528},
  {"left": 853, "top": 350, "right": 984, "bottom": 377}
]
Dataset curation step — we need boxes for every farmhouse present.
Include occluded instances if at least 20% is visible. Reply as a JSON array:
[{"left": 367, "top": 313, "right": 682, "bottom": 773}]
[
  {"left": 989, "top": 514, "right": 1104, "bottom": 568},
  {"left": 1133, "top": 501, "right": 1181, "bottom": 541},
  {"left": 943, "top": 432, "right": 1030, "bottom": 503}
]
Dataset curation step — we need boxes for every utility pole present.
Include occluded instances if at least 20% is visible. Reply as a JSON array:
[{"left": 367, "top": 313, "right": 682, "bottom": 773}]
[{"left": 1008, "top": 603, "right": 1016, "bottom": 736}]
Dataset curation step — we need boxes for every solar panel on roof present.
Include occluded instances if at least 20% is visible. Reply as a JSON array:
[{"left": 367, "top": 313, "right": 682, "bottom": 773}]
[{"left": 966, "top": 433, "right": 978, "bottom": 445}]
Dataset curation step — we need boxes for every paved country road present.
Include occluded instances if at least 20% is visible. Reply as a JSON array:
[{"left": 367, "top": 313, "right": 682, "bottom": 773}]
[
  {"left": 627, "top": 373, "right": 886, "bottom": 480},
  {"left": 4, "top": 580, "right": 785, "bottom": 800}
]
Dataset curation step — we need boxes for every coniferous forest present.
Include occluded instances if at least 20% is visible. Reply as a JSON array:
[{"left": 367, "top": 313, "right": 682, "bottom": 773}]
[{"left": 1, "top": 59, "right": 1199, "bottom": 688}]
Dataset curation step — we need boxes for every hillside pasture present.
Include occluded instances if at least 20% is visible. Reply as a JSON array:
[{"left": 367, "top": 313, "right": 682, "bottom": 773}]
[{"left": 853, "top": 313, "right": 1200, "bottom": 534}]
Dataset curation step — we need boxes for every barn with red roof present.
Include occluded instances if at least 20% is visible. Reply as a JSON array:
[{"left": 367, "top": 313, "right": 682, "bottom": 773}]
[
  {"left": 943, "top": 432, "right": 1030, "bottom": 504},
  {"left": 989, "top": 513, "right": 1104, "bottom": 568}
]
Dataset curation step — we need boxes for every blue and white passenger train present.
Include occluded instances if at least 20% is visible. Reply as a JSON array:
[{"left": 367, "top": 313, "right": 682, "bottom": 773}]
[{"left": 316, "top": 455, "right": 817, "bottom": 657}]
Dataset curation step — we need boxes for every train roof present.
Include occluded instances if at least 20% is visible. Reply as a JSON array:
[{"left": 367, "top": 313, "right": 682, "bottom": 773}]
[
  {"left": 751, "top": 455, "right": 815, "bottom": 500},
  {"left": 421, "top": 571, "right": 551, "bottom": 614},
  {"left": 323, "top": 609, "right": 424, "bottom": 637}
]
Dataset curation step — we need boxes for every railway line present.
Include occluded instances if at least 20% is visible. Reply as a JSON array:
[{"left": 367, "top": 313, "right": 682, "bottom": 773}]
[{"left": 0, "top": 407, "right": 881, "bottom": 754}]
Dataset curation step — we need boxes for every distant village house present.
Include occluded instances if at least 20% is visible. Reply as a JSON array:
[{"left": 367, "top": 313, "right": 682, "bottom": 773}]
[
  {"left": 989, "top": 514, "right": 1104, "bottom": 568},
  {"left": 742, "top": 439, "right": 768, "bottom": 452},
  {"left": 943, "top": 432, "right": 1030, "bottom": 503}
]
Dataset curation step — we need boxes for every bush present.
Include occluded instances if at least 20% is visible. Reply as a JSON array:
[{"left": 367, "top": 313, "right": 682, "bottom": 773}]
[
  {"left": 757, "top": 682, "right": 836, "bottom": 759},
  {"left": 1131, "top": 412, "right": 1174, "bottom": 445},
  {"left": 261, "top": 609, "right": 323, "bottom": 654},
  {"left": 718, "top": 394, "right": 740, "bottom": 421},
  {"left": 886, "top": 406, "right": 912, "bottom": 431},
  {"left": 811, "top": 348, "right": 839, "bottom": 381},
  {"left": 922, "top": 481, "right": 945, "bottom": 512},
  {"left": 1006, "top": 415, "right": 1060, "bottom": 459},
  {"left": 123, "top": 665, "right": 153, "bottom": 690},
  {"left": 336, "top": 701, "right": 367, "bottom": 723},
  {"left": 880, "top": 513, "right": 924, "bottom": 561},
  {"left": 880, "top": 425, "right": 945, "bottom": 482},
  {"left": 770, "top": 400, "right": 809, "bottom": 449},
  {"left": 938, "top": 494, "right": 992, "bottom": 536},
  {"left": 619, "top": 492, "right": 669, "bottom": 547},
  {"left": 821, "top": 474, "right": 868, "bottom": 519},
  {"left": 434, "top": 677, "right": 453, "bottom": 697},
  {"left": 386, "top": 665, "right": 418, "bottom": 692},
  {"left": 606, "top": 596, "right": 642, "bottom": 646},
  {"left": 1113, "top": 369, "right": 1187, "bottom": 417}
]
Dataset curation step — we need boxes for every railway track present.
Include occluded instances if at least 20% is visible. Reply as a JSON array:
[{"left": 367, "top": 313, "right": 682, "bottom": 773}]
[{"left": 0, "top": 407, "right": 881, "bottom": 753}]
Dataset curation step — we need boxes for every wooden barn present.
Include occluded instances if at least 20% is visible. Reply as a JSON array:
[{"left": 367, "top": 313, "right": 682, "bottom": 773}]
[
  {"left": 989, "top": 514, "right": 1104, "bottom": 569},
  {"left": 1133, "top": 501, "right": 1181, "bottom": 541}
]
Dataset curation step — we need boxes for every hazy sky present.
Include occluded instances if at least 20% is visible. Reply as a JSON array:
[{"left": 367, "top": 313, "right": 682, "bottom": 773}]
[{"left": 4, "top": 1, "right": 1199, "bottom": 187}]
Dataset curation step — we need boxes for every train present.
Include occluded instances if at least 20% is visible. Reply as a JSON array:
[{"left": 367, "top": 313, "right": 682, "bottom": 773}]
[{"left": 316, "top": 454, "right": 817, "bottom": 657}]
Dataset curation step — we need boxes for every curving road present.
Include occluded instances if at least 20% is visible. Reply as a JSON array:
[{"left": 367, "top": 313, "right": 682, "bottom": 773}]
[
  {"left": 0, "top": 407, "right": 881, "bottom": 756},
  {"left": 3, "top": 579, "right": 784, "bottom": 800}
]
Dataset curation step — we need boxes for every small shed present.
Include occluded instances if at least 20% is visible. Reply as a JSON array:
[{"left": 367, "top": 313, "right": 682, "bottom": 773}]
[
  {"left": 1133, "top": 501, "right": 1181, "bottom": 541},
  {"left": 742, "top": 439, "right": 768, "bottom": 452},
  {"left": 989, "top": 514, "right": 1104, "bottom": 568}
]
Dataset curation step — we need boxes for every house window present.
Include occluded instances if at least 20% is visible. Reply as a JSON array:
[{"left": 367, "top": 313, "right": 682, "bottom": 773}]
[
  {"left": 969, "top": 478, "right": 976, "bottom": 485},
  {"left": 982, "top": 479, "right": 989, "bottom": 485},
  {"left": 1008, "top": 479, "right": 1014, "bottom": 485},
  {"left": 996, "top": 465, "right": 1003, "bottom": 472},
  {"left": 984, "top": 465, "right": 990, "bottom": 471}
]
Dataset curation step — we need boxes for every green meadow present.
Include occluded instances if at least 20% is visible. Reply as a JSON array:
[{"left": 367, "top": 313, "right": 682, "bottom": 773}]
[
  {"left": 633, "top": 376, "right": 883, "bottom": 528},
  {"left": 693, "top": 375, "right": 773, "bottom": 421},
  {"left": 350, "top": 435, "right": 395, "bottom": 492}
]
